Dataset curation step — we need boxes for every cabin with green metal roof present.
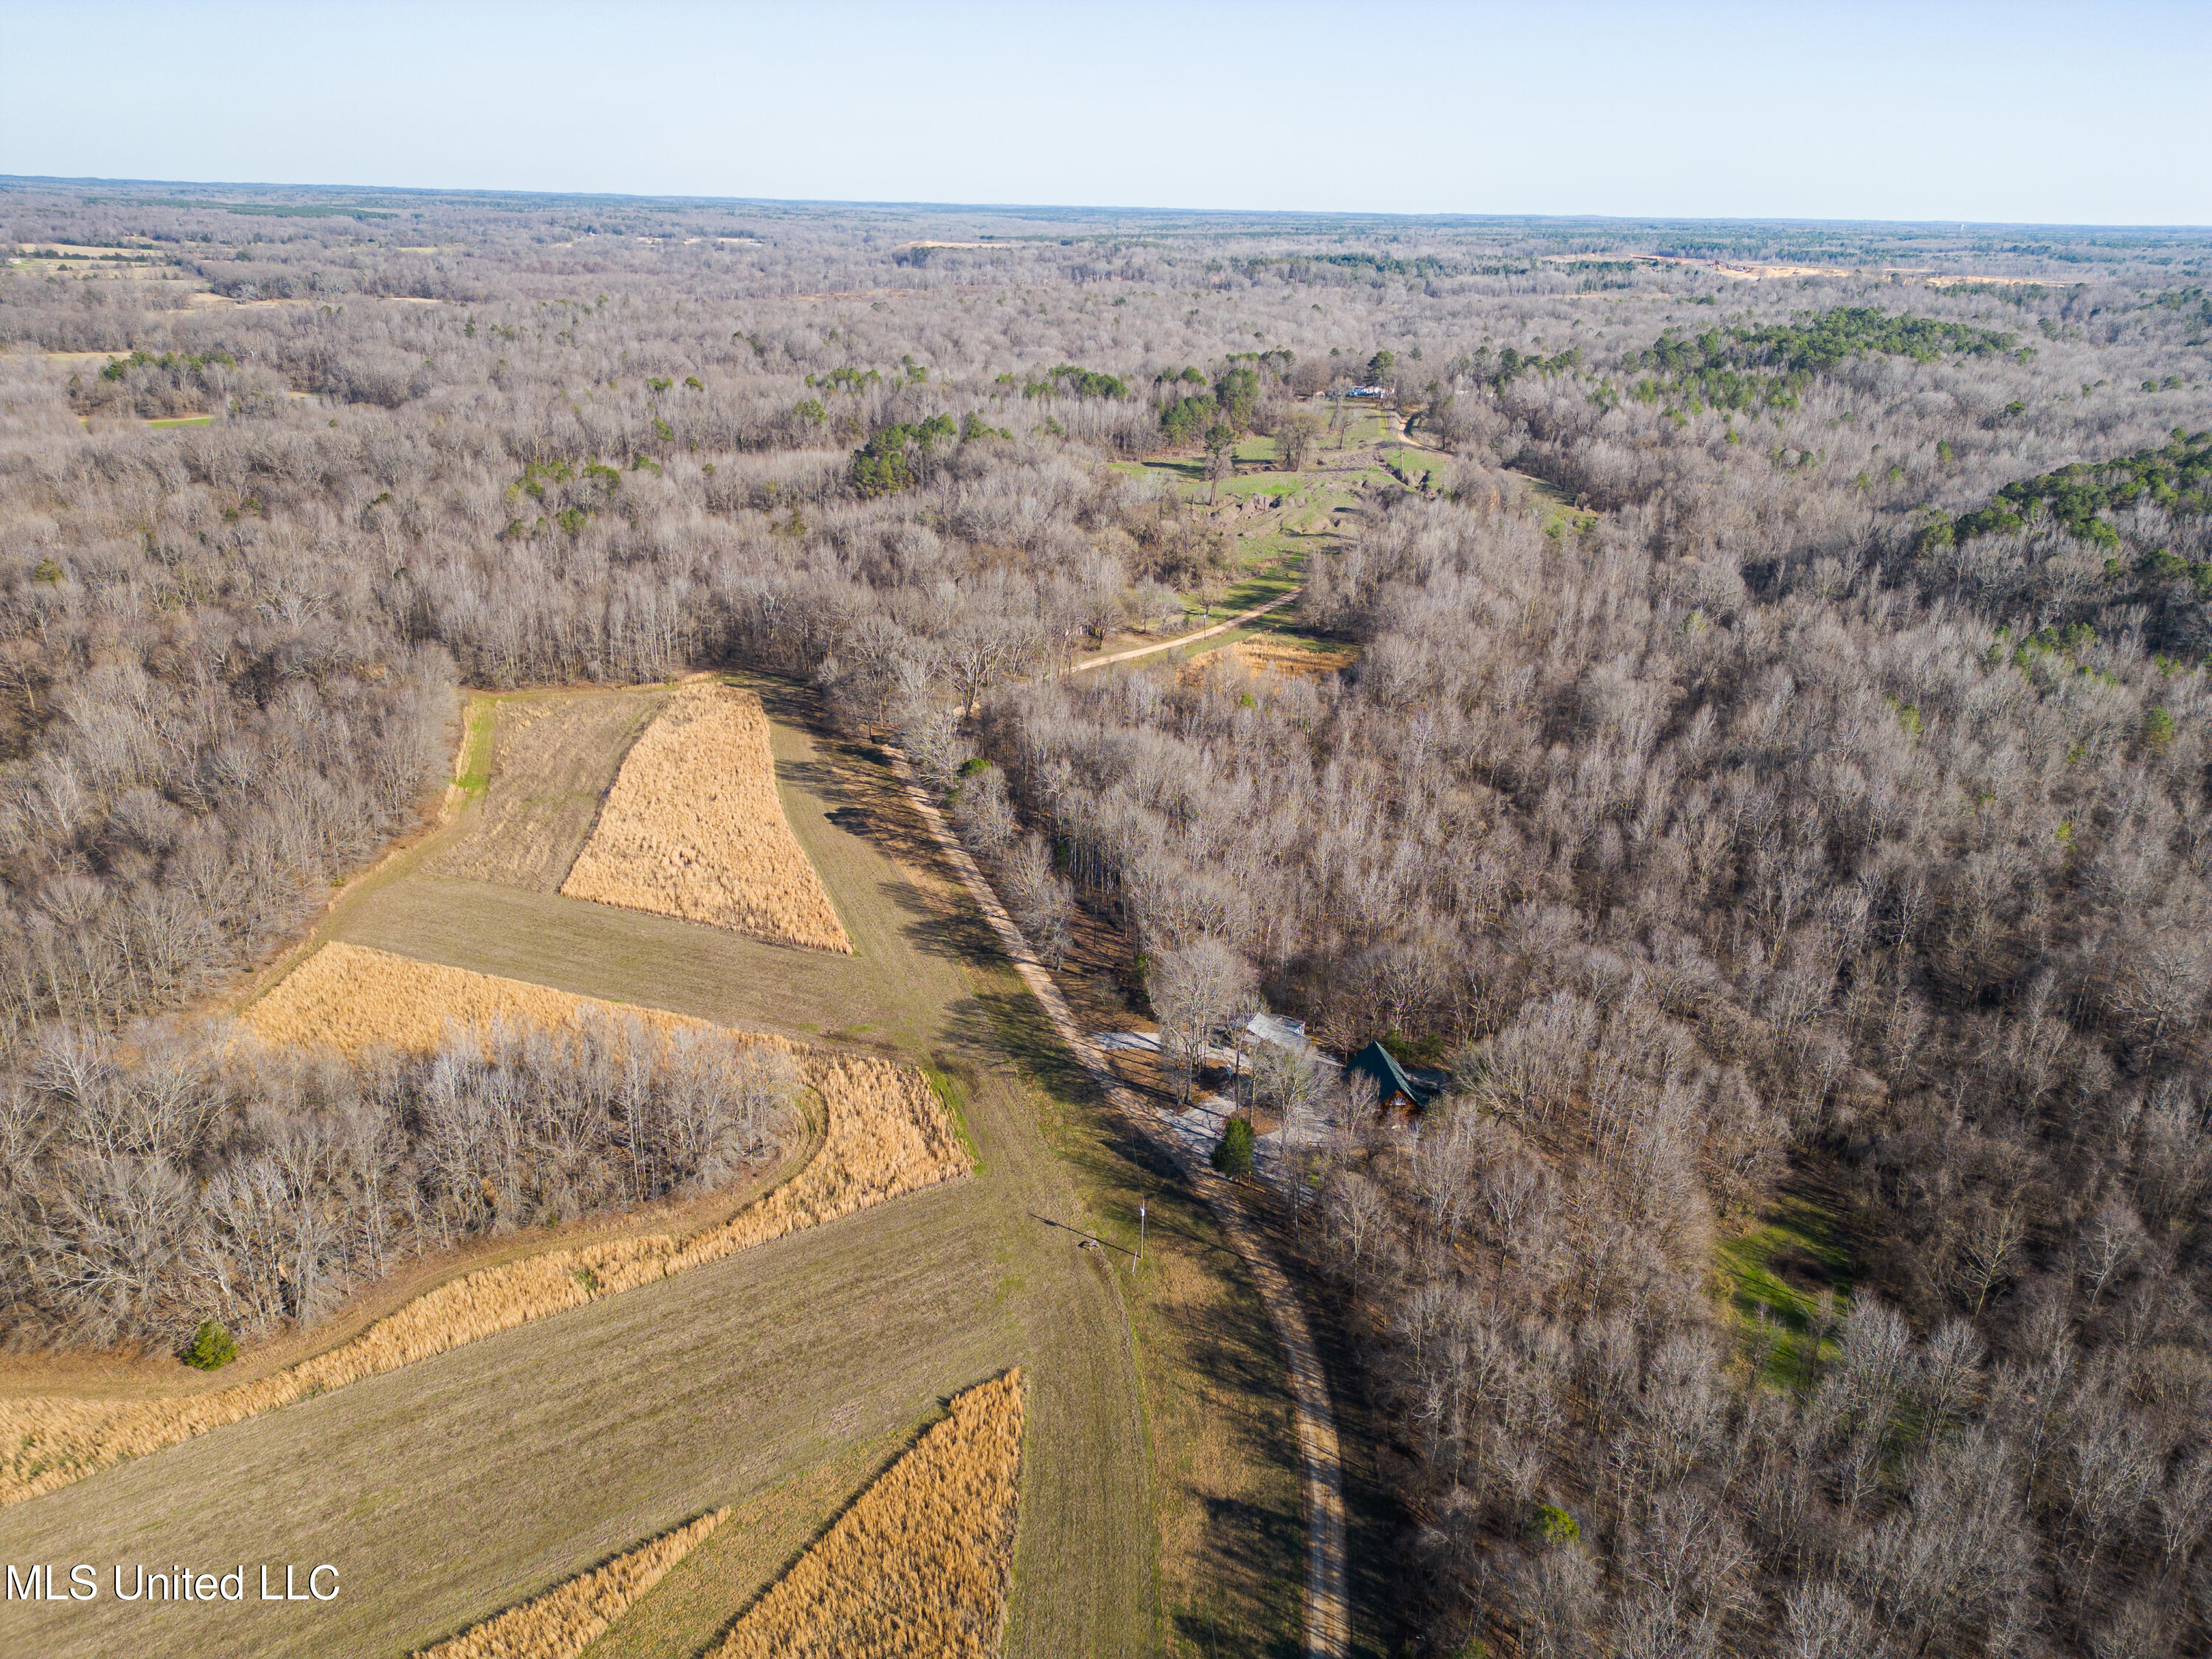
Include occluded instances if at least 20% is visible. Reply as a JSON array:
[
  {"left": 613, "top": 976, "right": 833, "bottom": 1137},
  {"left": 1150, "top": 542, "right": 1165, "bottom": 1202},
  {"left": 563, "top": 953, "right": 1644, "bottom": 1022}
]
[{"left": 1346, "top": 1040, "right": 1442, "bottom": 1113}]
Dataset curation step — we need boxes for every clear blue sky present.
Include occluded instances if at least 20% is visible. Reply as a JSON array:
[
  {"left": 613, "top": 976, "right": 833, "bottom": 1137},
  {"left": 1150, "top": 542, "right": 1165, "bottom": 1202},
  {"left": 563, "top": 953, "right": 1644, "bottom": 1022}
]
[{"left": 4, "top": 1, "right": 2205, "bottom": 224}]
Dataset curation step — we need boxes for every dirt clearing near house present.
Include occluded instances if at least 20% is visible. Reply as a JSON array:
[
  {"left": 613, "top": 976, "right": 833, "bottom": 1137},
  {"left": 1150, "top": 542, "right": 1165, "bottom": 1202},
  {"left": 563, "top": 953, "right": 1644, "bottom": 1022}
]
[
  {"left": 435, "top": 689, "right": 664, "bottom": 889},
  {"left": 561, "top": 682, "right": 852, "bottom": 952}
]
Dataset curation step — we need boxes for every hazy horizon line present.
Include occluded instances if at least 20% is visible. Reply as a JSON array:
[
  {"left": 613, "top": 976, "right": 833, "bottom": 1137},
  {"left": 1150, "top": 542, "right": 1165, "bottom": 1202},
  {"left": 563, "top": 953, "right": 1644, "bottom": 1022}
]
[{"left": 5, "top": 176, "right": 2208, "bottom": 236}]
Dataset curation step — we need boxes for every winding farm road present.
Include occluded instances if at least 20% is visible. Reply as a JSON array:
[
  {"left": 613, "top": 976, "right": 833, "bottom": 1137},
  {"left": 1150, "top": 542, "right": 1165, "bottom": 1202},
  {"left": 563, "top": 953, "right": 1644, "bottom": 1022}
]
[
  {"left": 1069, "top": 588, "right": 1303, "bottom": 674},
  {"left": 888, "top": 751, "right": 1350, "bottom": 1659}
]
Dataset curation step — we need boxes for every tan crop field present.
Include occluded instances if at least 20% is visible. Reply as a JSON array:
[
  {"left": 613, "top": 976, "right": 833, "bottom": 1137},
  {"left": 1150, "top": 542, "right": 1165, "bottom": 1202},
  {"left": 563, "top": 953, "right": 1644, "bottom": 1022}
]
[
  {"left": 579, "top": 1429, "right": 909, "bottom": 1659},
  {"left": 420, "top": 1510, "right": 727, "bottom": 1659},
  {"left": 434, "top": 689, "right": 665, "bottom": 889},
  {"left": 561, "top": 683, "right": 852, "bottom": 951},
  {"left": 708, "top": 1370, "right": 1024, "bottom": 1659},
  {"left": 0, "top": 944, "right": 964, "bottom": 1509},
  {"left": 0, "top": 678, "right": 1300, "bottom": 1659}
]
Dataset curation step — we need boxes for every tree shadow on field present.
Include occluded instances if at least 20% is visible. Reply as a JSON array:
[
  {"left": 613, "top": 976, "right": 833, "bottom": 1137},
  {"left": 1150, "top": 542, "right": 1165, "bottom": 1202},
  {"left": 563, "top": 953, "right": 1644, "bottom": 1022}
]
[
  {"left": 966, "top": 983, "right": 1239, "bottom": 1251},
  {"left": 786, "top": 742, "right": 961, "bottom": 874},
  {"left": 1164, "top": 1239, "right": 1304, "bottom": 1658},
  {"left": 1290, "top": 1255, "right": 1405, "bottom": 1659},
  {"left": 876, "top": 874, "right": 986, "bottom": 967},
  {"left": 1169, "top": 1493, "right": 1304, "bottom": 1659},
  {"left": 778, "top": 754, "right": 861, "bottom": 810}
]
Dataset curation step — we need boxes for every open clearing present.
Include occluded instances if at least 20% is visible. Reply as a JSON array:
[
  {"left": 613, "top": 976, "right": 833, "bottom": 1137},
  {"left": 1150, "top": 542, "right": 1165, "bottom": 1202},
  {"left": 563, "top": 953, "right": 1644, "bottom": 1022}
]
[
  {"left": 434, "top": 689, "right": 664, "bottom": 889},
  {"left": 562, "top": 682, "right": 852, "bottom": 952},
  {"left": 0, "top": 675, "right": 1297, "bottom": 1659},
  {"left": 1716, "top": 1191, "right": 1856, "bottom": 1388},
  {"left": 421, "top": 1509, "right": 727, "bottom": 1659},
  {"left": 704, "top": 1369, "right": 1023, "bottom": 1658}
]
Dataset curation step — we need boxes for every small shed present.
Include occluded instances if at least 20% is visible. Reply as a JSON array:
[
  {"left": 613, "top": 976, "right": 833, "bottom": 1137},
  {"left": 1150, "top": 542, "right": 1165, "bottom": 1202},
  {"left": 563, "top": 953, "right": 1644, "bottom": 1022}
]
[{"left": 1346, "top": 1040, "right": 1442, "bottom": 1113}]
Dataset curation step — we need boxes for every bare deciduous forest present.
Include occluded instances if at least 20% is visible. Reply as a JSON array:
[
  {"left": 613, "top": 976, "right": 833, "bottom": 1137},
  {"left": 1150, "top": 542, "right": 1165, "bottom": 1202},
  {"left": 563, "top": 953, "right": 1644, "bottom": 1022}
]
[{"left": 3, "top": 181, "right": 2211, "bottom": 1656}]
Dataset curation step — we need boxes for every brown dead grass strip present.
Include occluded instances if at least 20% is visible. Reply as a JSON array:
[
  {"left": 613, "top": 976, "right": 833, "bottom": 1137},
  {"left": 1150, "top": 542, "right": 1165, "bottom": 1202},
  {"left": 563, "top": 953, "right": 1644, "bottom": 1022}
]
[
  {"left": 0, "top": 945, "right": 965, "bottom": 1509},
  {"left": 415, "top": 1509, "right": 727, "bottom": 1659},
  {"left": 560, "top": 684, "right": 852, "bottom": 952},
  {"left": 707, "top": 1371, "right": 1025, "bottom": 1659}
]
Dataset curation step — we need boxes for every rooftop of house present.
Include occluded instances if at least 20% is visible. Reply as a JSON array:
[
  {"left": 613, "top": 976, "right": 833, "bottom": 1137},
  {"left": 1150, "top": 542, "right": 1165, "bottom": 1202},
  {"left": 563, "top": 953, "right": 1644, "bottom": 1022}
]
[
  {"left": 1347, "top": 1039, "right": 1444, "bottom": 1108},
  {"left": 1242, "top": 1012, "right": 1310, "bottom": 1051}
]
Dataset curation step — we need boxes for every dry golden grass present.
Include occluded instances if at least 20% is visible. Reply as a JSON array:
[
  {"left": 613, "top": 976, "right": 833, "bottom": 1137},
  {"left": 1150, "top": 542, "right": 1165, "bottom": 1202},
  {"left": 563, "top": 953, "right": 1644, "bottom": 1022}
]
[
  {"left": 1225, "top": 637, "right": 1349, "bottom": 678},
  {"left": 708, "top": 1371, "right": 1025, "bottom": 1659},
  {"left": 416, "top": 1510, "right": 726, "bottom": 1659},
  {"left": 0, "top": 945, "right": 966, "bottom": 1509},
  {"left": 434, "top": 692, "right": 664, "bottom": 892},
  {"left": 240, "top": 939, "right": 692, "bottom": 1053},
  {"left": 580, "top": 1430, "right": 907, "bottom": 1659},
  {"left": 560, "top": 684, "right": 851, "bottom": 952}
]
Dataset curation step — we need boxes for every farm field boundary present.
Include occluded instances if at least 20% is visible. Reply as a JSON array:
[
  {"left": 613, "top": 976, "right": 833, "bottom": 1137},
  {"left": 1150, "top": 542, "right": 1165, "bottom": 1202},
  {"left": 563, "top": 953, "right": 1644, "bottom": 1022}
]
[
  {"left": 417, "top": 1509, "right": 727, "bottom": 1659},
  {"left": 434, "top": 687, "right": 666, "bottom": 891},
  {"left": 576, "top": 1427, "right": 910, "bottom": 1659},
  {"left": 0, "top": 944, "right": 965, "bottom": 1508},
  {"left": 562, "top": 682, "right": 852, "bottom": 952},
  {"left": 703, "top": 1370, "right": 1024, "bottom": 1659}
]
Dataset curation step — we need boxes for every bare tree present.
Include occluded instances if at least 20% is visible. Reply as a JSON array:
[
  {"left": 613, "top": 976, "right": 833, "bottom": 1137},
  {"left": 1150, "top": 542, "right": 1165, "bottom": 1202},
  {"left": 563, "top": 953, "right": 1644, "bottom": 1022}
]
[{"left": 1146, "top": 937, "right": 1256, "bottom": 1107}]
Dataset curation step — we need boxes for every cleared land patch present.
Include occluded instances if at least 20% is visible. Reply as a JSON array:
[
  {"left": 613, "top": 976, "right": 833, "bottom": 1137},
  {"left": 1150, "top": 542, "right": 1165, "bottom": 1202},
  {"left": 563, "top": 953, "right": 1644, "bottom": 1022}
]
[
  {"left": 419, "top": 1509, "right": 727, "bottom": 1659},
  {"left": 1716, "top": 1192, "right": 1855, "bottom": 1388},
  {"left": 580, "top": 1429, "right": 909, "bottom": 1659},
  {"left": 0, "top": 695, "right": 1153, "bottom": 1659},
  {"left": 708, "top": 1370, "right": 1025, "bottom": 1659},
  {"left": 562, "top": 683, "right": 852, "bottom": 952},
  {"left": 435, "top": 689, "right": 665, "bottom": 889},
  {"left": 0, "top": 944, "right": 964, "bottom": 1509}
]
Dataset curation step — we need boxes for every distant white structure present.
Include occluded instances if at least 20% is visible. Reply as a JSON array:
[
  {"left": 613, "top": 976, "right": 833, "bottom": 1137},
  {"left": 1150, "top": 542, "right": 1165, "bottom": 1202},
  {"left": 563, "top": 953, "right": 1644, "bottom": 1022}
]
[{"left": 1241, "top": 1012, "right": 1310, "bottom": 1053}]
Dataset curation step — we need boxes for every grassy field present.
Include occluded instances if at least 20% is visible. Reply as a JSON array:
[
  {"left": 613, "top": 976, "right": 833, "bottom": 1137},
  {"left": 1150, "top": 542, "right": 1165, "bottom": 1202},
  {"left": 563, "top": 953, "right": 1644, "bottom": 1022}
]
[
  {"left": 1178, "top": 620, "right": 1360, "bottom": 681},
  {"left": 434, "top": 688, "right": 664, "bottom": 889},
  {"left": 0, "top": 672, "right": 1230, "bottom": 1659},
  {"left": 423, "top": 1510, "right": 727, "bottom": 1659},
  {"left": 704, "top": 1370, "right": 1023, "bottom": 1658},
  {"left": 561, "top": 684, "right": 852, "bottom": 952},
  {"left": 579, "top": 1430, "right": 910, "bottom": 1659},
  {"left": 1714, "top": 1192, "right": 1854, "bottom": 1388},
  {"left": 1381, "top": 446, "right": 1445, "bottom": 485},
  {"left": 484, "top": 1374, "right": 1023, "bottom": 1659}
]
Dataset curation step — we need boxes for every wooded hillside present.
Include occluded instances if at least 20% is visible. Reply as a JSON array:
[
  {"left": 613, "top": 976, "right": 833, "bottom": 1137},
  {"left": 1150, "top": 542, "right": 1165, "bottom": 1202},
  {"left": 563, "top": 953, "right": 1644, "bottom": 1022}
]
[{"left": 4, "top": 184, "right": 2209, "bottom": 1655}]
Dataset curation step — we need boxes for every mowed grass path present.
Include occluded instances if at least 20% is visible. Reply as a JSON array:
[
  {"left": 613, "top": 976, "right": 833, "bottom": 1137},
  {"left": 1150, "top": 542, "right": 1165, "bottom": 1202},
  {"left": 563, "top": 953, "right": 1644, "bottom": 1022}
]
[{"left": 0, "top": 675, "right": 1158, "bottom": 1659}]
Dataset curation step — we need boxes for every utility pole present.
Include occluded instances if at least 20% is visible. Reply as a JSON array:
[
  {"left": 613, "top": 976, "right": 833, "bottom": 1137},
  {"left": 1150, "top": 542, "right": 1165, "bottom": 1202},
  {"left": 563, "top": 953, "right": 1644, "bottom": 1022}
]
[{"left": 1135, "top": 1196, "right": 1146, "bottom": 1272}]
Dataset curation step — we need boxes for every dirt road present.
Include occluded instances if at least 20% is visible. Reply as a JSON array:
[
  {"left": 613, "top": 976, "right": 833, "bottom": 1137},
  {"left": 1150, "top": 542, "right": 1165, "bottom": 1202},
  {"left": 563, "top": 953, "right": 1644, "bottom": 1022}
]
[
  {"left": 1069, "top": 588, "right": 1302, "bottom": 674},
  {"left": 889, "top": 751, "right": 1351, "bottom": 1659}
]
